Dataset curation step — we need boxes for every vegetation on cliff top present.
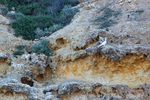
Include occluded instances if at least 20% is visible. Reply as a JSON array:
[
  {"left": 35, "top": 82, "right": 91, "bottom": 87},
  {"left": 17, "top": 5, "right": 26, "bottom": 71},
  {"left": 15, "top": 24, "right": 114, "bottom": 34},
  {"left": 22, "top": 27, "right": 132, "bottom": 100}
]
[{"left": 0, "top": 0, "right": 79, "bottom": 40}]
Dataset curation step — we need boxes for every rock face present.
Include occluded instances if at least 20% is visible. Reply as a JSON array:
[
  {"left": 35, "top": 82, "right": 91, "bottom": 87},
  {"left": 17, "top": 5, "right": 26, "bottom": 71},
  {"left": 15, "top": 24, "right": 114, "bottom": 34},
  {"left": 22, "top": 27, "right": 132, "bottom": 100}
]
[
  {"left": 0, "top": 0, "right": 150, "bottom": 99},
  {"left": 48, "top": 0, "right": 150, "bottom": 87},
  {"left": 45, "top": 82, "right": 150, "bottom": 100},
  {"left": 0, "top": 15, "right": 31, "bottom": 54}
]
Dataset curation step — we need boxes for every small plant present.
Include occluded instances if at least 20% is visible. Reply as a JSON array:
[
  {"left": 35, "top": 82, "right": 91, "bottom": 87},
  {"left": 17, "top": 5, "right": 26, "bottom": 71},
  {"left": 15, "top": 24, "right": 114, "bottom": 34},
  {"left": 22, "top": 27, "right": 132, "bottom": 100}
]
[
  {"left": 13, "top": 45, "right": 26, "bottom": 57},
  {"left": 34, "top": 24, "right": 63, "bottom": 39},
  {"left": 94, "top": 8, "right": 121, "bottom": 30},
  {"left": 48, "top": 24, "right": 63, "bottom": 32},
  {"left": 16, "top": 45, "right": 26, "bottom": 50},
  {"left": 0, "top": 6, "right": 9, "bottom": 15},
  {"left": 130, "top": 9, "right": 144, "bottom": 15},
  {"left": 7, "top": 12, "right": 25, "bottom": 20},
  {"left": 13, "top": 50, "right": 24, "bottom": 57},
  {"left": 32, "top": 39, "right": 52, "bottom": 56},
  {"left": 128, "top": 9, "right": 144, "bottom": 21},
  {"left": 99, "top": 20, "right": 117, "bottom": 29},
  {"left": 135, "top": 9, "right": 144, "bottom": 14},
  {"left": 105, "top": 28, "right": 109, "bottom": 31},
  {"left": 113, "top": 11, "right": 121, "bottom": 18},
  {"left": 43, "top": 90, "right": 48, "bottom": 94},
  {"left": 0, "top": 72, "right": 7, "bottom": 78},
  {"left": 34, "top": 28, "right": 46, "bottom": 39}
]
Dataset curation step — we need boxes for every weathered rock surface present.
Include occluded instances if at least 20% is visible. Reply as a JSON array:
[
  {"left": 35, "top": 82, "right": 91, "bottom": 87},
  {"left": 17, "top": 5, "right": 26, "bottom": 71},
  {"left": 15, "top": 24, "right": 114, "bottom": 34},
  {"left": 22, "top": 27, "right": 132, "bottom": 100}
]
[
  {"left": 0, "top": 15, "right": 31, "bottom": 54},
  {"left": 45, "top": 81, "right": 150, "bottom": 100},
  {"left": 0, "top": 0, "right": 150, "bottom": 99},
  {"left": 0, "top": 81, "right": 149, "bottom": 100},
  {"left": 46, "top": 0, "right": 150, "bottom": 87}
]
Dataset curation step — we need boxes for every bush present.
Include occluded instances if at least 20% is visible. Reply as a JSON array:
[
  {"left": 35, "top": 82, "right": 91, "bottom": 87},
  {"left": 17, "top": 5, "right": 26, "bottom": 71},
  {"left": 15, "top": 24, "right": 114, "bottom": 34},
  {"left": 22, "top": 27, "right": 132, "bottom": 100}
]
[
  {"left": 32, "top": 39, "right": 52, "bottom": 56},
  {"left": 59, "top": 5, "right": 79, "bottom": 25},
  {"left": 2, "top": 0, "right": 79, "bottom": 40},
  {"left": 63, "top": 0, "right": 79, "bottom": 6},
  {"left": 41, "top": 0, "right": 78, "bottom": 13},
  {"left": 94, "top": 8, "right": 121, "bottom": 29},
  {"left": 0, "top": 0, "right": 24, "bottom": 10},
  {"left": 35, "top": 24, "right": 63, "bottom": 39},
  {"left": 0, "top": 0, "right": 35, "bottom": 10},
  {"left": 18, "top": 3, "right": 45, "bottom": 15},
  {"left": 0, "top": 0, "right": 79, "bottom": 11},
  {"left": 43, "top": 90, "right": 48, "bottom": 94},
  {"left": 7, "top": 12, "right": 24, "bottom": 20},
  {"left": 130, "top": 9, "right": 144, "bottom": 15},
  {"left": 12, "top": 15, "right": 55, "bottom": 40},
  {"left": 34, "top": 28, "right": 46, "bottom": 39},
  {"left": 99, "top": 20, "right": 117, "bottom": 29},
  {"left": 15, "top": 45, "right": 25, "bottom": 50},
  {"left": 13, "top": 45, "right": 26, "bottom": 57},
  {"left": 45, "top": 0, "right": 64, "bottom": 15},
  {"left": 48, "top": 24, "right": 63, "bottom": 32},
  {"left": 135, "top": 9, "right": 144, "bottom": 14},
  {"left": 13, "top": 50, "right": 24, "bottom": 57},
  {"left": 11, "top": 5, "right": 78, "bottom": 40},
  {"left": 0, "top": 6, "right": 9, "bottom": 15},
  {"left": 95, "top": 8, "right": 121, "bottom": 22}
]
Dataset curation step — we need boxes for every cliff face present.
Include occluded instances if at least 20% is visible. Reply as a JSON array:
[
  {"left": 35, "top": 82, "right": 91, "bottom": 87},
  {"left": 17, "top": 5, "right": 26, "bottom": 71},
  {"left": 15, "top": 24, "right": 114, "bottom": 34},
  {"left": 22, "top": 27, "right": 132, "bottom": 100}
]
[
  {"left": 48, "top": 0, "right": 150, "bottom": 87},
  {"left": 0, "top": 0, "right": 150, "bottom": 99},
  {"left": 0, "top": 15, "right": 31, "bottom": 54}
]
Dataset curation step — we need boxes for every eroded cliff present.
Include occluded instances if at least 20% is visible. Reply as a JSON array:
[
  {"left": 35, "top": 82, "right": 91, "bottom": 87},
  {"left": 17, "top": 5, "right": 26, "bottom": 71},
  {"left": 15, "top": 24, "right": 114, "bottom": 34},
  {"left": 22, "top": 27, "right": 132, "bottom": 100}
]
[{"left": 0, "top": 0, "right": 150, "bottom": 99}]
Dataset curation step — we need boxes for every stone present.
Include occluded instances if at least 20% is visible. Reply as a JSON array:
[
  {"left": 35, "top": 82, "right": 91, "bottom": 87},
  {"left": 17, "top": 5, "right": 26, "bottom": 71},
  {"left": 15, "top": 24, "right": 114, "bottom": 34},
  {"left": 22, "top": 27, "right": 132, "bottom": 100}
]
[{"left": 0, "top": 0, "right": 150, "bottom": 99}]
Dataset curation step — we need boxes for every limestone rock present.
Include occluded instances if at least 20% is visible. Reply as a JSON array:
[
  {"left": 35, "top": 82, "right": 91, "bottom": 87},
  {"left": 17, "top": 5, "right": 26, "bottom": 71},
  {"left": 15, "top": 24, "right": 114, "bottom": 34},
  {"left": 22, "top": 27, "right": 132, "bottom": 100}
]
[
  {"left": 46, "top": 0, "right": 150, "bottom": 87},
  {"left": 45, "top": 81, "right": 150, "bottom": 100},
  {"left": 0, "top": 15, "right": 10, "bottom": 25},
  {"left": 0, "top": 52, "right": 7, "bottom": 60},
  {"left": 0, "top": 0, "right": 150, "bottom": 99}
]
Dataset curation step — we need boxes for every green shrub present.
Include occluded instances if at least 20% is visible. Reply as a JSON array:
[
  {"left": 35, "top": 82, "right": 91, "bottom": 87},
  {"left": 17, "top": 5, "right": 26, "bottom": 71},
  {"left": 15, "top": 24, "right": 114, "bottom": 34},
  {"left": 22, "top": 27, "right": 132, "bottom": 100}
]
[
  {"left": 0, "top": 0, "right": 36, "bottom": 10},
  {"left": 7, "top": 12, "right": 24, "bottom": 20},
  {"left": 34, "top": 24, "right": 63, "bottom": 39},
  {"left": 13, "top": 50, "right": 24, "bottom": 57},
  {"left": 0, "top": 72, "right": 7, "bottom": 78},
  {"left": 2, "top": 0, "right": 79, "bottom": 40},
  {"left": 99, "top": 20, "right": 117, "bottom": 29},
  {"left": 95, "top": 8, "right": 121, "bottom": 21},
  {"left": 11, "top": 5, "right": 78, "bottom": 40},
  {"left": 48, "top": 24, "right": 63, "bottom": 32},
  {"left": 32, "top": 39, "right": 52, "bottom": 56},
  {"left": 63, "top": 0, "right": 79, "bottom": 6},
  {"left": 0, "top": 0, "right": 24, "bottom": 10},
  {"left": 13, "top": 44, "right": 26, "bottom": 57},
  {"left": 59, "top": 5, "right": 79, "bottom": 25},
  {"left": 113, "top": 11, "right": 121, "bottom": 18},
  {"left": 0, "top": 6, "right": 9, "bottom": 15},
  {"left": 130, "top": 9, "right": 144, "bottom": 15},
  {"left": 15, "top": 45, "right": 25, "bottom": 50},
  {"left": 94, "top": 8, "right": 121, "bottom": 29},
  {"left": 17, "top": 3, "right": 45, "bottom": 15},
  {"left": 43, "top": 90, "right": 48, "bottom": 94},
  {"left": 34, "top": 28, "right": 46, "bottom": 39},
  {"left": 12, "top": 15, "right": 55, "bottom": 40},
  {"left": 13, "top": 40, "right": 52, "bottom": 56},
  {"left": 135, "top": 9, "right": 144, "bottom": 14}
]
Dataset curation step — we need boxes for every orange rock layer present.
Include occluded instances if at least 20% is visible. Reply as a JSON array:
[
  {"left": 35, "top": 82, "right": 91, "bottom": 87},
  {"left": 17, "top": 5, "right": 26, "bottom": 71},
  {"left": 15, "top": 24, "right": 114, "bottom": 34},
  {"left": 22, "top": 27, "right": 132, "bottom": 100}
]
[{"left": 55, "top": 54, "right": 150, "bottom": 87}]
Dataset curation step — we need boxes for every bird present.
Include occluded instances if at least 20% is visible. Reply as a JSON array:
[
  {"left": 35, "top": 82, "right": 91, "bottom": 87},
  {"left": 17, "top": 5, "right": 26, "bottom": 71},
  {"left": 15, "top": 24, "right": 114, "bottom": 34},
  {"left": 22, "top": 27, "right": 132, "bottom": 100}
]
[{"left": 98, "top": 37, "right": 107, "bottom": 48}]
